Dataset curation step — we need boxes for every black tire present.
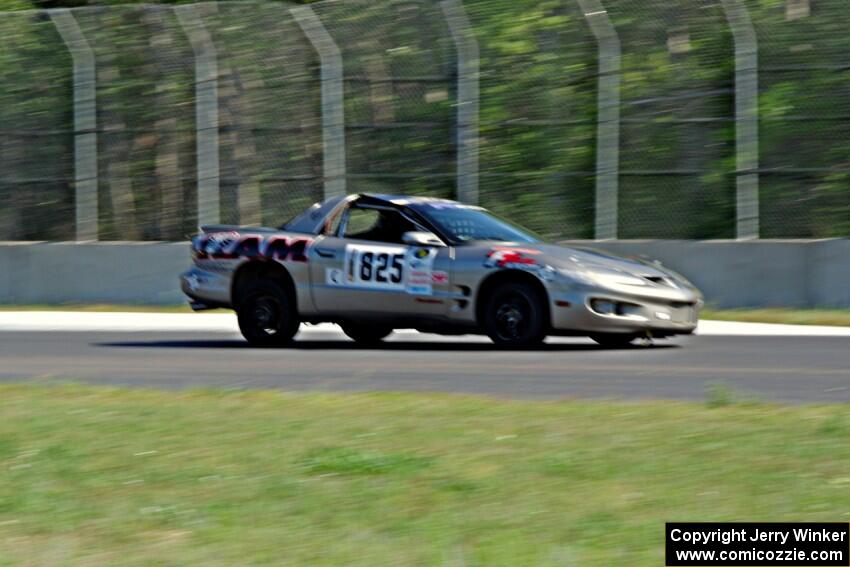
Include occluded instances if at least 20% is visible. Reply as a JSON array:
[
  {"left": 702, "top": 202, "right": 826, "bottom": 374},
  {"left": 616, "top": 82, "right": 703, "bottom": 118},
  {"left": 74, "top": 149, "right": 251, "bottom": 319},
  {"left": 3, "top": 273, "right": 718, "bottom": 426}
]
[
  {"left": 483, "top": 281, "right": 548, "bottom": 347},
  {"left": 341, "top": 323, "right": 393, "bottom": 345},
  {"left": 236, "top": 279, "right": 299, "bottom": 347},
  {"left": 590, "top": 333, "right": 638, "bottom": 348}
]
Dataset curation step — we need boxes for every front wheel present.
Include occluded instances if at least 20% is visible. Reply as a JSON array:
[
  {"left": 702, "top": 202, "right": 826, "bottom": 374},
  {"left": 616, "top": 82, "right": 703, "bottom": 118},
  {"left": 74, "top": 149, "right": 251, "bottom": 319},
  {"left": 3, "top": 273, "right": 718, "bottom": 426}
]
[
  {"left": 483, "top": 281, "right": 548, "bottom": 347},
  {"left": 236, "top": 279, "right": 300, "bottom": 347},
  {"left": 590, "top": 333, "right": 638, "bottom": 348},
  {"left": 341, "top": 323, "right": 393, "bottom": 345}
]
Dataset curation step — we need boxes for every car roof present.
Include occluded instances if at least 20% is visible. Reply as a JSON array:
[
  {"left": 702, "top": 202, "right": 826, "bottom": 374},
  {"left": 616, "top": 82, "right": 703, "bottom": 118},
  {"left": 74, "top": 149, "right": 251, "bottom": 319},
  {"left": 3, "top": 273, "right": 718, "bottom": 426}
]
[{"left": 358, "top": 193, "right": 461, "bottom": 207}]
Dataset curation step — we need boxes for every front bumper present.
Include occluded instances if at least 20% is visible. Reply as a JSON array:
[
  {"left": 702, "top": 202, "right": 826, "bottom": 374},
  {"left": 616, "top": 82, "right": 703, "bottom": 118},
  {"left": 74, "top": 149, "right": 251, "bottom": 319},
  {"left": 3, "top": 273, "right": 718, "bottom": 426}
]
[{"left": 549, "top": 285, "right": 700, "bottom": 336}]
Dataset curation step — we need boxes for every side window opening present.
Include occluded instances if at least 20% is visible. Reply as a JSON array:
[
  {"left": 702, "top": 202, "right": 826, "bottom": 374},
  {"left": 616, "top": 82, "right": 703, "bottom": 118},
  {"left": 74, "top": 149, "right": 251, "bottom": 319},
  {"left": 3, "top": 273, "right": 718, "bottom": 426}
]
[
  {"left": 345, "top": 208, "right": 381, "bottom": 237},
  {"left": 343, "top": 206, "right": 416, "bottom": 245}
]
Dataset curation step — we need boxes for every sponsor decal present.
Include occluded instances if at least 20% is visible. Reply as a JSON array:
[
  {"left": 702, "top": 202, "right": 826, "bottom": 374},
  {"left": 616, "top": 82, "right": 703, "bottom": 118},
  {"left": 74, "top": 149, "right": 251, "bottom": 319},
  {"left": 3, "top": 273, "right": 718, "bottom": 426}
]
[
  {"left": 407, "top": 269, "right": 433, "bottom": 295},
  {"left": 431, "top": 271, "right": 449, "bottom": 284},
  {"left": 406, "top": 285, "right": 432, "bottom": 295},
  {"left": 484, "top": 247, "right": 556, "bottom": 282},
  {"left": 196, "top": 233, "right": 313, "bottom": 263},
  {"left": 484, "top": 247, "right": 542, "bottom": 269},
  {"left": 404, "top": 248, "right": 437, "bottom": 295},
  {"left": 199, "top": 231, "right": 240, "bottom": 258},
  {"left": 262, "top": 236, "right": 311, "bottom": 262},
  {"left": 326, "top": 268, "right": 345, "bottom": 286},
  {"left": 409, "top": 248, "right": 432, "bottom": 269}
]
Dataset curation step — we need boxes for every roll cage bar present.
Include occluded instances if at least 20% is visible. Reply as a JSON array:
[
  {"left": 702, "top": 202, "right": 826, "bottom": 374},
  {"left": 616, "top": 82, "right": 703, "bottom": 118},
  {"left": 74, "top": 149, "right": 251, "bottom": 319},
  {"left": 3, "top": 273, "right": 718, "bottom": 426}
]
[{"left": 317, "top": 194, "right": 454, "bottom": 245}]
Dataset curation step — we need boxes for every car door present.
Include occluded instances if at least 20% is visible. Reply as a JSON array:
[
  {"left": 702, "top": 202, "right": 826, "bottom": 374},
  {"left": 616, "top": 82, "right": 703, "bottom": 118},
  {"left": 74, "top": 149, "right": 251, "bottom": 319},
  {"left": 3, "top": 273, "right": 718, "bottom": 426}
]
[{"left": 309, "top": 203, "right": 451, "bottom": 318}]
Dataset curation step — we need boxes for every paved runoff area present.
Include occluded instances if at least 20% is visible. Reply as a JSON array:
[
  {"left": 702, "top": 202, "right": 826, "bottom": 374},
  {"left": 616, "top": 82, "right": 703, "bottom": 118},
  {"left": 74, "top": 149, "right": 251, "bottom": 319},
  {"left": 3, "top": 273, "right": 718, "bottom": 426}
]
[
  {"left": 0, "top": 311, "right": 848, "bottom": 403},
  {"left": 3, "top": 311, "right": 850, "bottom": 336}
]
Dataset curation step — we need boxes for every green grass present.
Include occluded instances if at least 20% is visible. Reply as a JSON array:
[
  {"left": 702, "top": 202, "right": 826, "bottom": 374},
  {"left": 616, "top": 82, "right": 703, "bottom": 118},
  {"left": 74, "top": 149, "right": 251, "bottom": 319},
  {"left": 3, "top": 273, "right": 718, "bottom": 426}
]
[
  {"left": 3, "top": 305, "right": 850, "bottom": 326},
  {"left": 0, "top": 304, "right": 197, "bottom": 313},
  {"left": 701, "top": 308, "right": 850, "bottom": 327},
  {"left": 1, "top": 384, "right": 850, "bottom": 566}
]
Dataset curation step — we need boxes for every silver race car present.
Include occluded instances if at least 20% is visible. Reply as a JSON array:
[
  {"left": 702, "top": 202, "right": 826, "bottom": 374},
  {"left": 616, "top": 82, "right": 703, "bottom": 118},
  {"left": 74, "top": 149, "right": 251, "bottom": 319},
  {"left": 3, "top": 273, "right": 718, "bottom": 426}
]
[{"left": 181, "top": 194, "right": 702, "bottom": 347}]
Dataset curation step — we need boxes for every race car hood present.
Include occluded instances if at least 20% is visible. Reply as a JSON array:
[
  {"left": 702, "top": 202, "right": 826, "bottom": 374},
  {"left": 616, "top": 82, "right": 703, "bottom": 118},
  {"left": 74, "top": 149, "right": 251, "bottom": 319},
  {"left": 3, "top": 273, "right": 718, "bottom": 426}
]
[
  {"left": 537, "top": 244, "right": 670, "bottom": 277},
  {"left": 480, "top": 241, "right": 693, "bottom": 286}
]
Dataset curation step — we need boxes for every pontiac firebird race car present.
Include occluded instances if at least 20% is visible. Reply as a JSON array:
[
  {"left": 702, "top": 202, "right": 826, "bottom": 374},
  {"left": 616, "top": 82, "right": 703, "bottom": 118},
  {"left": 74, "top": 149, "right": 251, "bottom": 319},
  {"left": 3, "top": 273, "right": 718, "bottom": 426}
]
[{"left": 180, "top": 194, "right": 702, "bottom": 347}]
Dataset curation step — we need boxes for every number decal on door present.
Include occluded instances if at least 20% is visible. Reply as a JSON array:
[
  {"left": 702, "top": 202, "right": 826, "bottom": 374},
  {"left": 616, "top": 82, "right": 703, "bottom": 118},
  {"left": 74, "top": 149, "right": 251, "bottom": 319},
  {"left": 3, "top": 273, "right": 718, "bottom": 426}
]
[
  {"left": 331, "top": 244, "right": 438, "bottom": 294},
  {"left": 343, "top": 245, "right": 408, "bottom": 290},
  {"left": 389, "top": 255, "right": 403, "bottom": 284},
  {"left": 374, "top": 253, "right": 388, "bottom": 283},
  {"left": 363, "top": 253, "right": 403, "bottom": 284},
  {"left": 360, "top": 252, "right": 374, "bottom": 281}
]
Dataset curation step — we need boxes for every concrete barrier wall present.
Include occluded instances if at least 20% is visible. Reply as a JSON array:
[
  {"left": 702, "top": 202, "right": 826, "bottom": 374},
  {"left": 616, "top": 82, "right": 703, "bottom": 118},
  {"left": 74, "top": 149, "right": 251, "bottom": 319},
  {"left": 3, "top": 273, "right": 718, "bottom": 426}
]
[
  {"left": 0, "top": 242, "right": 189, "bottom": 304},
  {"left": 0, "top": 240, "right": 848, "bottom": 307},
  {"left": 561, "top": 240, "right": 850, "bottom": 308}
]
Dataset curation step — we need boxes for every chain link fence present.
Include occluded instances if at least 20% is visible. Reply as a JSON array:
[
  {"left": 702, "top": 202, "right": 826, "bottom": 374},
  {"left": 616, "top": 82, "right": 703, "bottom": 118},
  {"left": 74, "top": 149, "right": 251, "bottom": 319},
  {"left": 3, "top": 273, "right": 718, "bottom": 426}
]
[
  {"left": 752, "top": 0, "right": 850, "bottom": 238},
  {"left": 0, "top": 0, "right": 848, "bottom": 241},
  {"left": 464, "top": 0, "right": 597, "bottom": 239},
  {"left": 312, "top": 0, "right": 455, "bottom": 198},
  {"left": 0, "top": 10, "right": 75, "bottom": 240},
  {"left": 609, "top": 0, "right": 736, "bottom": 239}
]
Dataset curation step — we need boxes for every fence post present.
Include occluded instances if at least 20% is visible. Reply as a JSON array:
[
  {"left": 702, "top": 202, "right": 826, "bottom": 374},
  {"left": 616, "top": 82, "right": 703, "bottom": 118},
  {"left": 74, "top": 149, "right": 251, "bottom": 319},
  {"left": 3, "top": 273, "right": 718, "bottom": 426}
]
[
  {"left": 577, "top": 0, "right": 620, "bottom": 240},
  {"left": 175, "top": 4, "right": 220, "bottom": 228},
  {"left": 722, "top": 0, "right": 759, "bottom": 239},
  {"left": 441, "top": 0, "right": 480, "bottom": 205},
  {"left": 51, "top": 9, "right": 98, "bottom": 241},
  {"left": 291, "top": 5, "right": 346, "bottom": 199}
]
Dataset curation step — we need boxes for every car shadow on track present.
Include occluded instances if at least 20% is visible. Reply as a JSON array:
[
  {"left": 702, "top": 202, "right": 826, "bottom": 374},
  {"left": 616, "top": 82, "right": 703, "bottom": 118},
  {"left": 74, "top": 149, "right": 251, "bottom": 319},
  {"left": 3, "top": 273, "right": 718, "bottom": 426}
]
[{"left": 96, "top": 339, "right": 680, "bottom": 352}]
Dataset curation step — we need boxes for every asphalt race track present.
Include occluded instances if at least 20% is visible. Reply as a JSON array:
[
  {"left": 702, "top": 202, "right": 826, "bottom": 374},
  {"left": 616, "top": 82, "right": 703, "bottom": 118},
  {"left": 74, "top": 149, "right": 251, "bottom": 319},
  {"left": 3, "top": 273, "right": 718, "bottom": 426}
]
[{"left": 1, "top": 324, "right": 849, "bottom": 403}]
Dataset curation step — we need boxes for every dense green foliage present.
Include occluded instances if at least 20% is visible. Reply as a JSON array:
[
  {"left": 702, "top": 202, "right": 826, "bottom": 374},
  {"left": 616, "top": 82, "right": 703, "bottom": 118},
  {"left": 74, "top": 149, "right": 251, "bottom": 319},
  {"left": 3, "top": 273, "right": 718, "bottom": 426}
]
[{"left": 0, "top": 0, "right": 847, "bottom": 240}]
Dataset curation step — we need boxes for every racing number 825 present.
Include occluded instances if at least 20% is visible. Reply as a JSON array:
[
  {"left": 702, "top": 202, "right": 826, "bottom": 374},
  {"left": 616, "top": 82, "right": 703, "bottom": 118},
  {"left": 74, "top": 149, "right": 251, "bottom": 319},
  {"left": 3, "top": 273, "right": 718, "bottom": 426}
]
[{"left": 359, "top": 252, "right": 403, "bottom": 284}]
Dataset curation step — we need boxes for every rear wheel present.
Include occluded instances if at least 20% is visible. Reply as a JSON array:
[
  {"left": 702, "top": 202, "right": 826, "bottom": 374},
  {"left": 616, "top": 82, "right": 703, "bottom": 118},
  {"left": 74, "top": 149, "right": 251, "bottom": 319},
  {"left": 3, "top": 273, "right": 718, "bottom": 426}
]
[
  {"left": 483, "top": 281, "right": 548, "bottom": 347},
  {"left": 590, "top": 333, "right": 638, "bottom": 348},
  {"left": 341, "top": 323, "right": 393, "bottom": 345},
  {"left": 236, "top": 279, "right": 299, "bottom": 347}
]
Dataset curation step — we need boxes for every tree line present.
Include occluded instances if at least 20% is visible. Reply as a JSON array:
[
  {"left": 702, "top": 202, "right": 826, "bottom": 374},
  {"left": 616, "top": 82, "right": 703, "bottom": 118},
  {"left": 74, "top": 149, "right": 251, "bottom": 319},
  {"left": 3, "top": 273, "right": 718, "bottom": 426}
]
[{"left": 0, "top": 0, "right": 847, "bottom": 240}]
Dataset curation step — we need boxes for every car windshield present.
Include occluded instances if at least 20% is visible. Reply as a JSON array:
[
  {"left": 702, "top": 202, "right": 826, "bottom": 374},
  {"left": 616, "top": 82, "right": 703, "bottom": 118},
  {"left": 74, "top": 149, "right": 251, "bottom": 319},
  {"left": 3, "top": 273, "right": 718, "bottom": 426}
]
[{"left": 412, "top": 203, "right": 540, "bottom": 244}]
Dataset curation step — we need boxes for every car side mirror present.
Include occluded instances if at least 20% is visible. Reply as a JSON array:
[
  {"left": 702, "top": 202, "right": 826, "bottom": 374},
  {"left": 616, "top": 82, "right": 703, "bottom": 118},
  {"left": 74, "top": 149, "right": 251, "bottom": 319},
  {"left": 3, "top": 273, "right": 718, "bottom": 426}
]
[{"left": 402, "top": 231, "right": 445, "bottom": 247}]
